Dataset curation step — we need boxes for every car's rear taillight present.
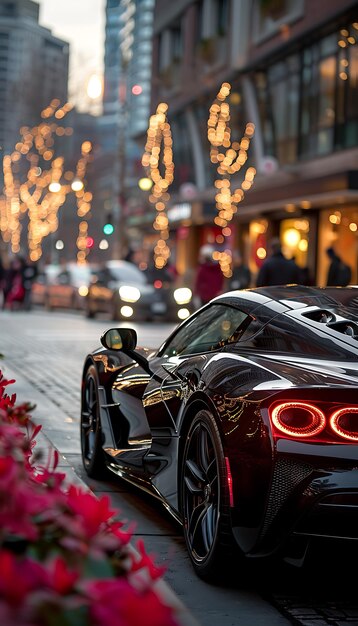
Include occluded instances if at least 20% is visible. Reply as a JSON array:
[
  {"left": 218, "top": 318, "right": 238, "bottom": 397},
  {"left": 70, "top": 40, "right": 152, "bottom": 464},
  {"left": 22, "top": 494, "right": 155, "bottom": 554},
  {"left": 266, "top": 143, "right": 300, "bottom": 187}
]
[
  {"left": 270, "top": 402, "right": 326, "bottom": 438},
  {"left": 330, "top": 408, "right": 358, "bottom": 441},
  {"left": 269, "top": 401, "right": 358, "bottom": 442}
]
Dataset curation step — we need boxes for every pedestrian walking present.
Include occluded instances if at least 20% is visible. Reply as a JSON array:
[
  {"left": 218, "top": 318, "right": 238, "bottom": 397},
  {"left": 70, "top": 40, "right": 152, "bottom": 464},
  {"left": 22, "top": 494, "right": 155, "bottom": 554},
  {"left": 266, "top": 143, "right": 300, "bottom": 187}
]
[
  {"left": 227, "top": 251, "right": 251, "bottom": 290},
  {"left": 325, "top": 246, "right": 352, "bottom": 286},
  {"left": 193, "top": 245, "right": 224, "bottom": 307},
  {"left": 22, "top": 257, "right": 39, "bottom": 310},
  {"left": 256, "top": 237, "right": 301, "bottom": 287},
  {"left": 4, "top": 256, "right": 26, "bottom": 310}
]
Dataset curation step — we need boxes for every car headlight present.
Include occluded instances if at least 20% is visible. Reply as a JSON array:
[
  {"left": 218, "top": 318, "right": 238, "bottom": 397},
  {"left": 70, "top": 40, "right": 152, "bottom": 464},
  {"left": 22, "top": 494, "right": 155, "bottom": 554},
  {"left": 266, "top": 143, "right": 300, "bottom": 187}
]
[
  {"left": 174, "top": 287, "right": 192, "bottom": 305},
  {"left": 78, "top": 285, "right": 89, "bottom": 297},
  {"left": 119, "top": 285, "right": 141, "bottom": 302}
]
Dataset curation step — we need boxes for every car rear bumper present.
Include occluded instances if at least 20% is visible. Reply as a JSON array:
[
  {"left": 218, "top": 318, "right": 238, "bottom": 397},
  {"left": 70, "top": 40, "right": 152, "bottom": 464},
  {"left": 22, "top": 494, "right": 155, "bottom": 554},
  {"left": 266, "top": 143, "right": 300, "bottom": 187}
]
[{"left": 232, "top": 445, "right": 358, "bottom": 559}]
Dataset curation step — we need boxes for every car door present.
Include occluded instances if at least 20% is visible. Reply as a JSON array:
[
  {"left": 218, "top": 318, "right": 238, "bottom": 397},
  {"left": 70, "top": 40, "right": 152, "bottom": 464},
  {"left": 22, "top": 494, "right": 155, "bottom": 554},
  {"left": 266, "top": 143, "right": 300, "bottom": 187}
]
[{"left": 106, "top": 351, "right": 170, "bottom": 473}]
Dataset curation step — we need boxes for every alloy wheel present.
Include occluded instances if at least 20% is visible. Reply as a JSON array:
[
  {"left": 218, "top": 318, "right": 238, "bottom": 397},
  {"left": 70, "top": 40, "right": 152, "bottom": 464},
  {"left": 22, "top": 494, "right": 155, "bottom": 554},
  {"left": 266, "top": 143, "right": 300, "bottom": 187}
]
[
  {"left": 182, "top": 413, "right": 220, "bottom": 567},
  {"left": 80, "top": 366, "right": 106, "bottom": 477}
]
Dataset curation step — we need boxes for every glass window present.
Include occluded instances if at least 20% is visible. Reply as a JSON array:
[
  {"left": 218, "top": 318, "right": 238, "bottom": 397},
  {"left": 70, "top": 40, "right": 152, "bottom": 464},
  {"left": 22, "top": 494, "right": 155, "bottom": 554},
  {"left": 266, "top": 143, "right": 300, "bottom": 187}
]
[
  {"left": 347, "top": 44, "right": 358, "bottom": 119},
  {"left": 159, "top": 304, "right": 250, "bottom": 358},
  {"left": 317, "top": 56, "right": 336, "bottom": 129},
  {"left": 171, "top": 112, "right": 195, "bottom": 190},
  {"left": 215, "top": 0, "right": 229, "bottom": 36},
  {"left": 106, "top": 262, "right": 147, "bottom": 285},
  {"left": 267, "top": 55, "right": 299, "bottom": 163},
  {"left": 320, "top": 33, "right": 338, "bottom": 56},
  {"left": 171, "top": 22, "right": 183, "bottom": 61}
]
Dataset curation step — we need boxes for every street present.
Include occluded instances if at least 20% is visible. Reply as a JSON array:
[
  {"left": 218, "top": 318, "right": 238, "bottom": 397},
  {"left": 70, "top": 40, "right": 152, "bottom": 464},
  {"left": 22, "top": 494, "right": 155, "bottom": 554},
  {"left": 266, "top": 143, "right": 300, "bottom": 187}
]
[{"left": 1, "top": 308, "right": 358, "bottom": 626}]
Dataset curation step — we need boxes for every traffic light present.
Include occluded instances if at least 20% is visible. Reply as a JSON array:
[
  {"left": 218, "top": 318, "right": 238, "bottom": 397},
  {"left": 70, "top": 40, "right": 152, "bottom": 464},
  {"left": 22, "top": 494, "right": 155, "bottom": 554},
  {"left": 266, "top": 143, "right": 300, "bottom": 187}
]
[
  {"left": 103, "top": 222, "right": 114, "bottom": 235},
  {"left": 103, "top": 213, "right": 114, "bottom": 235},
  {"left": 86, "top": 236, "right": 94, "bottom": 248}
]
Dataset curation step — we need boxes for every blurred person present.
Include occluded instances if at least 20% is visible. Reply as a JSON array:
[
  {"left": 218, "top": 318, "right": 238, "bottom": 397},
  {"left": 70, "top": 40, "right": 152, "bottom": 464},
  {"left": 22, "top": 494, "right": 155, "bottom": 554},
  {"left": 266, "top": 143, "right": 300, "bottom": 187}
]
[
  {"left": 326, "top": 246, "right": 352, "bottom": 287},
  {"left": 4, "top": 256, "right": 26, "bottom": 310},
  {"left": 299, "top": 265, "right": 314, "bottom": 286},
  {"left": 256, "top": 238, "right": 301, "bottom": 287},
  {"left": 22, "top": 257, "right": 39, "bottom": 310},
  {"left": 194, "top": 245, "right": 224, "bottom": 307},
  {"left": 227, "top": 251, "right": 251, "bottom": 290},
  {"left": 291, "top": 256, "right": 314, "bottom": 286}
]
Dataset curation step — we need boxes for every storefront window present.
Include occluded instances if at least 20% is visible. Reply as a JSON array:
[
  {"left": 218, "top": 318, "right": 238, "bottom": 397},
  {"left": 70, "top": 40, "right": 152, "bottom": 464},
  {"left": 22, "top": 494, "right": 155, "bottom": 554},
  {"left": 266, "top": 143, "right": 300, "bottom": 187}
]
[
  {"left": 248, "top": 219, "right": 268, "bottom": 277},
  {"left": 318, "top": 208, "right": 358, "bottom": 287},
  {"left": 255, "top": 20, "right": 358, "bottom": 163},
  {"left": 280, "top": 218, "right": 309, "bottom": 270}
]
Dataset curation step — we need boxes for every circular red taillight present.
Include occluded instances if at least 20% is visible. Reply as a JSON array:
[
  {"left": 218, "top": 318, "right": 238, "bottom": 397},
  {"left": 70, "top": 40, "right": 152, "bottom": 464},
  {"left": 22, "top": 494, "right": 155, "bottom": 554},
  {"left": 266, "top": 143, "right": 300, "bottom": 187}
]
[
  {"left": 271, "top": 402, "right": 326, "bottom": 438},
  {"left": 154, "top": 280, "right": 162, "bottom": 289},
  {"left": 330, "top": 408, "right": 358, "bottom": 441}
]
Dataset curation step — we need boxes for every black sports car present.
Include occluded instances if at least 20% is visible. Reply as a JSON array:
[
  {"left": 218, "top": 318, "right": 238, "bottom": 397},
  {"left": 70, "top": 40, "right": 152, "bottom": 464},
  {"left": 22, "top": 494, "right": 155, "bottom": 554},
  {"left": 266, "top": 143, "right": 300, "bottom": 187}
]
[{"left": 80, "top": 285, "right": 358, "bottom": 580}]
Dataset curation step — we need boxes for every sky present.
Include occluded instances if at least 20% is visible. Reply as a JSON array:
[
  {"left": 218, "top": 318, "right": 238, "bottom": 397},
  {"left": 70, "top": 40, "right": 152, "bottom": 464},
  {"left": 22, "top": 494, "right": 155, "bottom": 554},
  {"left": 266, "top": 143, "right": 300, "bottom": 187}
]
[{"left": 37, "top": 0, "right": 106, "bottom": 111}]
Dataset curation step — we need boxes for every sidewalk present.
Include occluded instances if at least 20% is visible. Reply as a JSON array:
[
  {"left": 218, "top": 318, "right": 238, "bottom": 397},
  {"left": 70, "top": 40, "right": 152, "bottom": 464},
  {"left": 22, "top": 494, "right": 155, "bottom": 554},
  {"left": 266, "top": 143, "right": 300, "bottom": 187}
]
[{"left": 3, "top": 360, "right": 199, "bottom": 626}]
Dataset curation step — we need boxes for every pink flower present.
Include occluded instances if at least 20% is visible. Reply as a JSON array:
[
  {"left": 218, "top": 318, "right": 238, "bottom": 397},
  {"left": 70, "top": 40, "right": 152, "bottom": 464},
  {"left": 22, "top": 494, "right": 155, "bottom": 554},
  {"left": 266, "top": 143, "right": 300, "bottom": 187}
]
[
  {"left": 46, "top": 556, "right": 80, "bottom": 595},
  {"left": 86, "top": 579, "right": 178, "bottom": 626},
  {"left": 66, "top": 486, "right": 116, "bottom": 537},
  {"left": 0, "top": 551, "right": 45, "bottom": 606},
  {"left": 130, "top": 539, "right": 167, "bottom": 581}
]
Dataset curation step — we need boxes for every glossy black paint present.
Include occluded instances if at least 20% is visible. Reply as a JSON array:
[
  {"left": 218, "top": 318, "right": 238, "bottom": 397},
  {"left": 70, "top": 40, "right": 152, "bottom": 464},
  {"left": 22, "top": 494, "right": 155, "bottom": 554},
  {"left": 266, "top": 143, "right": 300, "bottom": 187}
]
[{"left": 81, "top": 285, "right": 358, "bottom": 572}]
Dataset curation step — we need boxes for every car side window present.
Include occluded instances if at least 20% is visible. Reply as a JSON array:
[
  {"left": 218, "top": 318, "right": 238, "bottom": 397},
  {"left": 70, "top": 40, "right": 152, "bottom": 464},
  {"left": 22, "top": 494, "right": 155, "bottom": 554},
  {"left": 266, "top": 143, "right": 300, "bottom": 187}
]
[{"left": 159, "top": 304, "right": 250, "bottom": 358}]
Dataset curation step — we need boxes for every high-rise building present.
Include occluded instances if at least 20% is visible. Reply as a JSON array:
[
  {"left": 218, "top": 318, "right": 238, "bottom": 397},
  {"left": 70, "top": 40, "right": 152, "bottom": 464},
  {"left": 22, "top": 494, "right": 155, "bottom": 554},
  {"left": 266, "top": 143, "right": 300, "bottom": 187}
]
[
  {"left": 97, "top": 0, "right": 155, "bottom": 259},
  {"left": 0, "top": 0, "right": 69, "bottom": 158}
]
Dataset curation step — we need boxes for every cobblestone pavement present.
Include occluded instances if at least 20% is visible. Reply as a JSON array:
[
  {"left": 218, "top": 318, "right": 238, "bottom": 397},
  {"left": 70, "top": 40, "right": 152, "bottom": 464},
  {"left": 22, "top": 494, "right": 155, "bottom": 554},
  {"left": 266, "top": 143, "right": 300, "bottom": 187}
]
[{"left": 2, "top": 309, "right": 358, "bottom": 626}]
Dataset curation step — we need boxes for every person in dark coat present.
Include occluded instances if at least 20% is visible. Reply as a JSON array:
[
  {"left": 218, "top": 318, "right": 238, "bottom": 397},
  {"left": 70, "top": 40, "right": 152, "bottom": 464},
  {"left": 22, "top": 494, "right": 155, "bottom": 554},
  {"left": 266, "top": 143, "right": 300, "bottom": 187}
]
[
  {"left": 326, "top": 247, "right": 352, "bottom": 286},
  {"left": 256, "top": 238, "right": 301, "bottom": 287},
  {"left": 22, "top": 257, "right": 39, "bottom": 310},
  {"left": 194, "top": 245, "right": 224, "bottom": 307},
  {"left": 227, "top": 251, "right": 251, "bottom": 290}
]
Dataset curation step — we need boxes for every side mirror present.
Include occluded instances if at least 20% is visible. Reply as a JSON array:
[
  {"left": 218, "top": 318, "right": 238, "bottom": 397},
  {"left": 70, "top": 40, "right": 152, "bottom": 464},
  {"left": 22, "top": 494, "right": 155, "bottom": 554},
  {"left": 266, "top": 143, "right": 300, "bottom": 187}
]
[
  {"left": 100, "top": 328, "right": 137, "bottom": 351},
  {"left": 100, "top": 327, "right": 160, "bottom": 380}
]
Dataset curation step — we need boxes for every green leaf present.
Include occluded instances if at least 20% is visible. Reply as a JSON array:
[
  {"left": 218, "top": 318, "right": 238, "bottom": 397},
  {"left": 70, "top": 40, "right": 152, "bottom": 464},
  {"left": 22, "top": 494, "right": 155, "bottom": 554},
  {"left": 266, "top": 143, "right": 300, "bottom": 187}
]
[{"left": 82, "top": 555, "right": 114, "bottom": 579}]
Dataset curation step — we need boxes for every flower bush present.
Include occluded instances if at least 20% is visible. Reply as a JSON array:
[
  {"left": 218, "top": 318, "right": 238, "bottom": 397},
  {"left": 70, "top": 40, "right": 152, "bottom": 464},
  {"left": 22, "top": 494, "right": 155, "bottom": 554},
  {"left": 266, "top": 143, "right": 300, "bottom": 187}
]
[{"left": 0, "top": 370, "right": 179, "bottom": 626}]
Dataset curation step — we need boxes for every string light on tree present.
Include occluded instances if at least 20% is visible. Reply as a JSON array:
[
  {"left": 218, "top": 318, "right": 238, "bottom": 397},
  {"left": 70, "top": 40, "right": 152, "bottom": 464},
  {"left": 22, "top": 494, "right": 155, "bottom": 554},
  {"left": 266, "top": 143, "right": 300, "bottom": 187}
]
[
  {"left": 207, "top": 82, "right": 256, "bottom": 277},
  {"left": 0, "top": 100, "right": 93, "bottom": 264},
  {"left": 141, "top": 102, "right": 174, "bottom": 268}
]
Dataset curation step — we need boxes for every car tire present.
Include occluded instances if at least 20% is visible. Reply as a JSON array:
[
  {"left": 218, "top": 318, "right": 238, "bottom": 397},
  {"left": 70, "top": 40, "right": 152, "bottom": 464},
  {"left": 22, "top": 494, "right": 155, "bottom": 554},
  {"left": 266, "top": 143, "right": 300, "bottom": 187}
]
[
  {"left": 180, "top": 409, "right": 238, "bottom": 581},
  {"left": 80, "top": 365, "right": 107, "bottom": 478}
]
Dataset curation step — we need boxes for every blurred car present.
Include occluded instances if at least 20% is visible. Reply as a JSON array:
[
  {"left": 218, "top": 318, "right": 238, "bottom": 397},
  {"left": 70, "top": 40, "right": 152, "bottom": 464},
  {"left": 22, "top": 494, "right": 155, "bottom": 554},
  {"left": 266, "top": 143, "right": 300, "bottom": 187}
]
[
  {"left": 31, "top": 264, "right": 61, "bottom": 307},
  {"left": 85, "top": 260, "right": 193, "bottom": 322},
  {"left": 81, "top": 285, "right": 358, "bottom": 580},
  {"left": 44, "top": 263, "right": 93, "bottom": 311},
  {"left": 144, "top": 265, "right": 194, "bottom": 322}
]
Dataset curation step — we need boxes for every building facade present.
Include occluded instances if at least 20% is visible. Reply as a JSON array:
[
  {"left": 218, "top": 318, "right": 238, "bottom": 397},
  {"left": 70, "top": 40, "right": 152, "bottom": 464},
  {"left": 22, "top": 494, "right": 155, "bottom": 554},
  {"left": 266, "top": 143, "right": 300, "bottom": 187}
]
[
  {"left": 137, "top": 0, "right": 358, "bottom": 287},
  {"left": 0, "top": 0, "right": 69, "bottom": 161}
]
